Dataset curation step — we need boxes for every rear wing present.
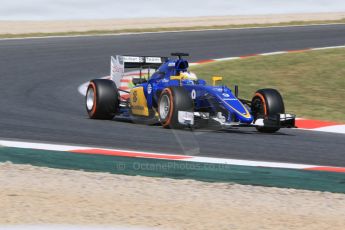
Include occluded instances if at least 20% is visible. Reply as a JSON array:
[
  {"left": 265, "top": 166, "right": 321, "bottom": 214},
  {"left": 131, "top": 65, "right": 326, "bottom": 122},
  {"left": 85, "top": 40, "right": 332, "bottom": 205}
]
[{"left": 110, "top": 55, "right": 166, "bottom": 87}]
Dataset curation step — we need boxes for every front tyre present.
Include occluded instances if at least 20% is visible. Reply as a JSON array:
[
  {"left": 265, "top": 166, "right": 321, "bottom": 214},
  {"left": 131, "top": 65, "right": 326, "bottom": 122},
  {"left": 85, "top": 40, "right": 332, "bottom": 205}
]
[
  {"left": 251, "top": 88, "right": 285, "bottom": 133},
  {"left": 86, "top": 79, "right": 119, "bottom": 120},
  {"left": 158, "top": 87, "right": 193, "bottom": 129}
]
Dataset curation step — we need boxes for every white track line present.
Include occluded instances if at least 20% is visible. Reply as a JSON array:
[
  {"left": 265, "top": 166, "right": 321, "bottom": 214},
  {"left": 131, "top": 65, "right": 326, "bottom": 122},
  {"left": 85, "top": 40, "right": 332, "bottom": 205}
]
[
  {"left": 313, "top": 125, "right": 345, "bottom": 134},
  {"left": 0, "top": 139, "right": 179, "bottom": 157},
  {"left": 2, "top": 138, "right": 345, "bottom": 173},
  {"left": 196, "top": 45, "right": 345, "bottom": 63},
  {"left": 0, "top": 139, "right": 332, "bottom": 171}
]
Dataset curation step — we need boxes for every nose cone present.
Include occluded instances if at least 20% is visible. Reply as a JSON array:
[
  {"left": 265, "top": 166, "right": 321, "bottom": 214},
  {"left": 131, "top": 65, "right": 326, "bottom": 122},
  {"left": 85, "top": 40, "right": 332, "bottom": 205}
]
[
  {"left": 224, "top": 99, "right": 253, "bottom": 123},
  {"left": 238, "top": 112, "right": 254, "bottom": 123}
]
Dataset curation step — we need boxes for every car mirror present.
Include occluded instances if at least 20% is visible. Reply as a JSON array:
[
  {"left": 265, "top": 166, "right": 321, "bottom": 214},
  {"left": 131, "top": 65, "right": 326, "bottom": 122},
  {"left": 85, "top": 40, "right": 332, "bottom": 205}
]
[{"left": 212, "top": 76, "right": 223, "bottom": 86}]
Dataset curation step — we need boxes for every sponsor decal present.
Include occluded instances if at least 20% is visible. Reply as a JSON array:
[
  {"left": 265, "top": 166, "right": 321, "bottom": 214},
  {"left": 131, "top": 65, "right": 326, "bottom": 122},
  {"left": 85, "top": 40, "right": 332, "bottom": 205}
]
[
  {"left": 122, "top": 56, "right": 144, "bottom": 63},
  {"left": 213, "top": 88, "right": 223, "bottom": 92},
  {"left": 147, "top": 84, "right": 153, "bottom": 94},
  {"left": 191, "top": 89, "right": 196, "bottom": 99},
  {"left": 145, "top": 57, "right": 162, "bottom": 63},
  {"left": 132, "top": 105, "right": 145, "bottom": 111},
  {"left": 112, "top": 65, "right": 123, "bottom": 73},
  {"left": 132, "top": 91, "right": 138, "bottom": 103}
]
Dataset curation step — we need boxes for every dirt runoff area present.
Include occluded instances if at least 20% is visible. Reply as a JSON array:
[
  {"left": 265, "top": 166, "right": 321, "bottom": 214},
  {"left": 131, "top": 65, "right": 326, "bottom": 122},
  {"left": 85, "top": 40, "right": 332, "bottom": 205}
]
[
  {"left": 1, "top": 163, "right": 345, "bottom": 229},
  {"left": 1, "top": 12, "right": 345, "bottom": 35}
]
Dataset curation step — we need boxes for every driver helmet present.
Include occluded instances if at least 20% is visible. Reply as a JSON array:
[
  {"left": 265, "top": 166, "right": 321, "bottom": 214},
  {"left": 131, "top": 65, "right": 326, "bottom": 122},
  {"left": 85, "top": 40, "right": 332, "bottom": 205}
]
[{"left": 180, "top": 71, "right": 197, "bottom": 80}]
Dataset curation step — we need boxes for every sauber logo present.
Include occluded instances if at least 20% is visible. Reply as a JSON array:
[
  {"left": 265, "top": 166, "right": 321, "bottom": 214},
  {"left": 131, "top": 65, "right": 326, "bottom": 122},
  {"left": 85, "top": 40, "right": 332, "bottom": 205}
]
[{"left": 122, "top": 56, "right": 144, "bottom": 63}]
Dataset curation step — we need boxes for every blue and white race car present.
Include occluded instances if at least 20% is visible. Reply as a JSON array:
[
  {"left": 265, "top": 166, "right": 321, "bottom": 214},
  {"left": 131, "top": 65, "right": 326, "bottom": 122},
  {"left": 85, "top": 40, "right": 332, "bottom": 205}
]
[{"left": 85, "top": 53, "right": 295, "bottom": 133}]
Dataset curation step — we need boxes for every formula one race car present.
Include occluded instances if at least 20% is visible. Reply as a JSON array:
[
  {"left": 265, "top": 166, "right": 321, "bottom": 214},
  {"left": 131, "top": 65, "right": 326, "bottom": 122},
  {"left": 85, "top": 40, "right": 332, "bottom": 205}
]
[{"left": 85, "top": 53, "right": 295, "bottom": 133}]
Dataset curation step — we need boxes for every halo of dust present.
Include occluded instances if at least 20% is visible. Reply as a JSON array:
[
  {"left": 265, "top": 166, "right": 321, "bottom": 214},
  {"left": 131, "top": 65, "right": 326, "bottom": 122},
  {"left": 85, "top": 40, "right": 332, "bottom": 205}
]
[{"left": 1, "top": 162, "right": 345, "bottom": 229}]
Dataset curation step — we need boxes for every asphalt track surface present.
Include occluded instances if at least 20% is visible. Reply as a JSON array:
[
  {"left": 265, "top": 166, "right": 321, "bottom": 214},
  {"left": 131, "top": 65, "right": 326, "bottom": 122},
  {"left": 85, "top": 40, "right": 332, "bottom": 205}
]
[{"left": 1, "top": 24, "right": 345, "bottom": 167}]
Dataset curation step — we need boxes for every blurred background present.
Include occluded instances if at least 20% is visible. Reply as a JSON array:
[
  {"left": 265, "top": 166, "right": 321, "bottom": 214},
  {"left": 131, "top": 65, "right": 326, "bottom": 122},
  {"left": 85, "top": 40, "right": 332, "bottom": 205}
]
[{"left": 1, "top": 0, "right": 345, "bottom": 20}]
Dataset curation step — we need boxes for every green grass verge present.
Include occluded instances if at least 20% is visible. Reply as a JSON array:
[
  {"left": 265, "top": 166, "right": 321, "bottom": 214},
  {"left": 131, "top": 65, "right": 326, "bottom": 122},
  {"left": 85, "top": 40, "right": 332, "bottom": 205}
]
[
  {"left": 1, "top": 18, "right": 345, "bottom": 39},
  {"left": 190, "top": 48, "right": 345, "bottom": 123}
]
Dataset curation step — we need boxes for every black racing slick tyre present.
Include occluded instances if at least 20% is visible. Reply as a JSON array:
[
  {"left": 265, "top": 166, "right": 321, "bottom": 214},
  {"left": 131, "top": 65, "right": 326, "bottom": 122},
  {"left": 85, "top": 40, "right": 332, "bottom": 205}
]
[
  {"left": 251, "top": 88, "right": 285, "bottom": 133},
  {"left": 158, "top": 87, "right": 193, "bottom": 129},
  {"left": 86, "top": 79, "right": 120, "bottom": 120}
]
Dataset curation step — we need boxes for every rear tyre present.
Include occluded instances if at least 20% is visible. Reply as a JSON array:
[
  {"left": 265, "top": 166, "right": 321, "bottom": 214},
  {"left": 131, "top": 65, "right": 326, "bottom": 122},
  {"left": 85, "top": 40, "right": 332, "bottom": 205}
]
[
  {"left": 86, "top": 79, "right": 119, "bottom": 120},
  {"left": 251, "top": 88, "right": 285, "bottom": 133},
  {"left": 158, "top": 87, "right": 193, "bottom": 129}
]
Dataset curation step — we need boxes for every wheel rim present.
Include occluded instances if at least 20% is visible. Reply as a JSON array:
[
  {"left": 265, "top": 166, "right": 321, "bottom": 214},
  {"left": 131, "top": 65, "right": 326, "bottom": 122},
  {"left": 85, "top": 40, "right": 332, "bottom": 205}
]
[
  {"left": 86, "top": 87, "right": 95, "bottom": 111},
  {"left": 159, "top": 94, "right": 170, "bottom": 120},
  {"left": 252, "top": 97, "right": 264, "bottom": 119}
]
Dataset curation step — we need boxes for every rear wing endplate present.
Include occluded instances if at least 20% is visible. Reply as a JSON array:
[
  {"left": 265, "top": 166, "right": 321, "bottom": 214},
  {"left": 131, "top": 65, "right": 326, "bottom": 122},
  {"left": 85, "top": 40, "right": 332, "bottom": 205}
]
[{"left": 110, "top": 55, "right": 166, "bottom": 86}]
